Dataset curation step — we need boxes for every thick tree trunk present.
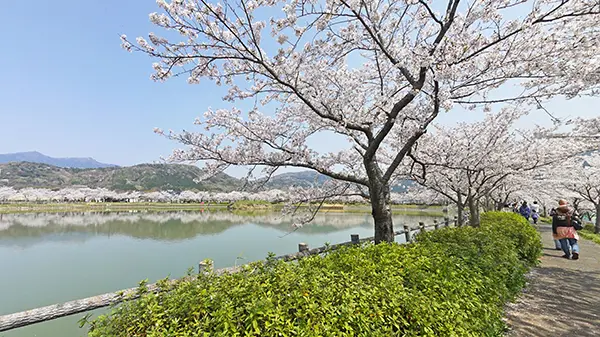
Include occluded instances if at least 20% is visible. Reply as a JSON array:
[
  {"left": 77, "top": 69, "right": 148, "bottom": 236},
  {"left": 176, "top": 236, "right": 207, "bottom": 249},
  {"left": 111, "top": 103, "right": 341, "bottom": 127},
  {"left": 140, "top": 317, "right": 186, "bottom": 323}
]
[
  {"left": 595, "top": 203, "right": 600, "bottom": 234},
  {"left": 484, "top": 195, "right": 494, "bottom": 212},
  {"left": 456, "top": 191, "right": 465, "bottom": 226},
  {"left": 365, "top": 160, "right": 394, "bottom": 244},
  {"left": 468, "top": 196, "right": 480, "bottom": 227},
  {"left": 542, "top": 205, "right": 547, "bottom": 217},
  {"left": 371, "top": 186, "right": 394, "bottom": 244}
]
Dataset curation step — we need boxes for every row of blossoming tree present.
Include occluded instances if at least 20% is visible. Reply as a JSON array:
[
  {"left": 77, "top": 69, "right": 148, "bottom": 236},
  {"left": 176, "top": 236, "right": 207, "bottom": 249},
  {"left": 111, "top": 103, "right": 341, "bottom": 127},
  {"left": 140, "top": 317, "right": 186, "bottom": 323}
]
[
  {"left": 119, "top": 0, "right": 600, "bottom": 242},
  {"left": 0, "top": 186, "right": 437, "bottom": 205},
  {"left": 404, "top": 110, "right": 600, "bottom": 233}
]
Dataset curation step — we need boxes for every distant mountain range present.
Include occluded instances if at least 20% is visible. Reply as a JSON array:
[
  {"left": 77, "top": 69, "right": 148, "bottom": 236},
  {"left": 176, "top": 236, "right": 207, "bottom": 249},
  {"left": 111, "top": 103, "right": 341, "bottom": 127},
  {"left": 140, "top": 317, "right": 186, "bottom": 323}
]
[
  {"left": 0, "top": 151, "right": 117, "bottom": 169},
  {"left": 0, "top": 162, "right": 239, "bottom": 191},
  {"left": 0, "top": 152, "right": 412, "bottom": 192}
]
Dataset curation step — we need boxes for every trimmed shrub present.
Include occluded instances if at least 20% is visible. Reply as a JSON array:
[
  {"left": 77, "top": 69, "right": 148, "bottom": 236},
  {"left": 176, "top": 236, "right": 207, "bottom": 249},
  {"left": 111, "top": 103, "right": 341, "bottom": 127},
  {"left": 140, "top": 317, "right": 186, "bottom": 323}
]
[
  {"left": 86, "top": 212, "right": 540, "bottom": 337},
  {"left": 480, "top": 211, "right": 542, "bottom": 266}
]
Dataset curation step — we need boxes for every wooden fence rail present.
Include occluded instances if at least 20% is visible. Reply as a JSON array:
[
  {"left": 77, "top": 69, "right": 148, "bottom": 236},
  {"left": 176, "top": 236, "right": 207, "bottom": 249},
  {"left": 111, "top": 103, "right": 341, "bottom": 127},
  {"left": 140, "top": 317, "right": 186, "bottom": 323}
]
[{"left": 0, "top": 218, "right": 454, "bottom": 332}]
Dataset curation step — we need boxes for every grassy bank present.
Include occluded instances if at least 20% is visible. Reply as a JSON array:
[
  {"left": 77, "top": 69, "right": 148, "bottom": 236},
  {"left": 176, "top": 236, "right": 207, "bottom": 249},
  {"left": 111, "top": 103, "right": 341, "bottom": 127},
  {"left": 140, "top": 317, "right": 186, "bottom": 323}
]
[
  {"left": 231, "top": 200, "right": 446, "bottom": 216},
  {"left": 0, "top": 201, "right": 445, "bottom": 216},
  {"left": 85, "top": 212, "right": 540, "bottom": 336},
  {"left": 580, "top": 224, "right": 600, "bottom": 244}
]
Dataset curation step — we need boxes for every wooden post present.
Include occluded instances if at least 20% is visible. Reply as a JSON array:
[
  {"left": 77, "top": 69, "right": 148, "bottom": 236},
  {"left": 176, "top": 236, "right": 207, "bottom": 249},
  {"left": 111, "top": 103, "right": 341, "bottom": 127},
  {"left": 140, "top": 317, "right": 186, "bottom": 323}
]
[
  {"left": 198, "top": 260, "right": 213, "bottom": 274},
  {"left": 298, "top": 243, "right": 309, "bottom": 253},
  {"left": 403, "top": 225, "right": 410, "bottom": 242},
  {"left": 434, "top": 219, "right": 439, "bottom": 230},
  {"left": 444, "top": 217, "right": 449, "bottom": 227},
  {"left": 419, "top": 222, "right": 425, "bottom": 234},
  {"left": 350, "top": 234, "right": 360, "bottom": 245}
]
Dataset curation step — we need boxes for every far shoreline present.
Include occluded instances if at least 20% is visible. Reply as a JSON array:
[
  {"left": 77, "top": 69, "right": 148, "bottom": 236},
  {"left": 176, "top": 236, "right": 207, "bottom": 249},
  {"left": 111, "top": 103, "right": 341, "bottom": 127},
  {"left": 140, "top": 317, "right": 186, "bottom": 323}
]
[{"left": 0, "top": 202, "right": 446, "bottom": 217}]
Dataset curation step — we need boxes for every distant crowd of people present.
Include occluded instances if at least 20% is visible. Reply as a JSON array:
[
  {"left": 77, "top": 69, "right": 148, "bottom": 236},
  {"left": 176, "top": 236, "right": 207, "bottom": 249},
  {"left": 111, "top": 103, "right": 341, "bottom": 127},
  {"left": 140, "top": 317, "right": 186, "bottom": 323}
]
[{"left": 509, "top": 199, "right": 582, "bottom": 260}]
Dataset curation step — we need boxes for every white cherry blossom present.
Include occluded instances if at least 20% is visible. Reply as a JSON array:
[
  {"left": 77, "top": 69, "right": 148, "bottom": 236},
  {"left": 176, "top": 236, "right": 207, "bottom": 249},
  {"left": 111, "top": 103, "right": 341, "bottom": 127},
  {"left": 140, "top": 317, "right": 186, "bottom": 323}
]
[{"left": 120, "top": 0, "right": 600, "bottom": 241}]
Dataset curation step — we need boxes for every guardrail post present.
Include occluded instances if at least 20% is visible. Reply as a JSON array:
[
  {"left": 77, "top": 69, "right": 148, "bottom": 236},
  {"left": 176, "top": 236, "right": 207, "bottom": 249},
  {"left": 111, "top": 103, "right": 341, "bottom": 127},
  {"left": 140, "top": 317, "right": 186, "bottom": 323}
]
[
  {"left": 444, "top": 217, "right": 449, "bottom": 227},
  {"left": 350, "top": 234, "right": 360, "bottom": 245},
  {"left": 419, "top": 222, "right": 425, "bottom": 234},
  {"left": 434, "top": 219, "right": 439, "bottom": 230},
  {"left": 298, "top": 243, "right": 309, "bottom": 253},
  {"left": 198, "top": 260, "right": 213, "bottom": 274},
  {"left": 403, "top": 225, "right": 410, "bottom": 242}
]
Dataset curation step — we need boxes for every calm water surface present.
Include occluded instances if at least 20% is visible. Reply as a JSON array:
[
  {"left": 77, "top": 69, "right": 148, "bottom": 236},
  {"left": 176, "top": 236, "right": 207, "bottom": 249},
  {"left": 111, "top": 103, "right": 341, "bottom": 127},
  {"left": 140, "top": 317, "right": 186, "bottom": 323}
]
[{"left": 0, "top": 211, "right": 440, "bottom": 337}]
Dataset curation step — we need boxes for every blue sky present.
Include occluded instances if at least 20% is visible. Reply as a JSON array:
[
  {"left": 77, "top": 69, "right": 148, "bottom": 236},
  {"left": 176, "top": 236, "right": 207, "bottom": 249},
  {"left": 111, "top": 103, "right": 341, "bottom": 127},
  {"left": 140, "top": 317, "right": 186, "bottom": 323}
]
[{"left": 0, "top": 1, "right": 597, "bottom": 174}]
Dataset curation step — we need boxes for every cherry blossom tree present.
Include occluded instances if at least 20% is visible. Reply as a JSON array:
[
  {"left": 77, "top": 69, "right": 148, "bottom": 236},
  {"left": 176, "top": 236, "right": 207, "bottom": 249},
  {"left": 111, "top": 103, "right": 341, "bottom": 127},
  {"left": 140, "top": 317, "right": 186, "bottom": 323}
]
[
  {"left": 409, "top": 109, "right": 523, "bottom": 225},
  {"left": 121, "top": 0, "right": 600, "bottom": 242},
  {"left": 408, "top": 108, "right": 597, "bottom": 226},
  {"left": 545, "top": 153, "right": 600, "bottom": 233},
  {"left": 489, "top": 175, "right": 549, "bottom": 213},
  {"left": 0, "top": 187, "right": 15, "bottom": 203}
]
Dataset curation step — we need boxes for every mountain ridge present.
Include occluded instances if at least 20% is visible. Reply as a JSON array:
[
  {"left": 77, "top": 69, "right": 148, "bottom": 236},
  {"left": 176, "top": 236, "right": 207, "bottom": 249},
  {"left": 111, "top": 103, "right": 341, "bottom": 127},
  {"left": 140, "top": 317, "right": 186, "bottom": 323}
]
[
  {"left": 0, "top": 151, "right": 117, "bottom": 169},
  {"left": 0, "top": 152, "right": 413, "bottom": 192},
  {"left": 0, "top": 162, "right": 338, "bottom": 192}
]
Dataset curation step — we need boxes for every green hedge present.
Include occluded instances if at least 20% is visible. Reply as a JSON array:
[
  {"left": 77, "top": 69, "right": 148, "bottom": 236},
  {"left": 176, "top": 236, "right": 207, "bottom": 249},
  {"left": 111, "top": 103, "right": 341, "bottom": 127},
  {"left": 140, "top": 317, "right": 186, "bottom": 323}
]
[
  {"left": 480, "top": 212, "right": 542, "bottom": 266},
  {"left": 86, "top": 212, "right": 541, "bottom": 337}
]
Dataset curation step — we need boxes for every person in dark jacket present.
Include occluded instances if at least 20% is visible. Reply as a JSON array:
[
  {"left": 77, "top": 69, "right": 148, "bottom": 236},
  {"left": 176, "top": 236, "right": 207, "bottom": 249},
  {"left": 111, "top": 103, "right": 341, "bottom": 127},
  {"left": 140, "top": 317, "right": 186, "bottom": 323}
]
[
  {"left": 552, "top": 199, "right": 581, "bottom": 259},
  {"left": 519, "top": 201, "right": 531, "bottom": 221},
  {"left": 548, "top": 208, "right": 562, "bottom": 250}
]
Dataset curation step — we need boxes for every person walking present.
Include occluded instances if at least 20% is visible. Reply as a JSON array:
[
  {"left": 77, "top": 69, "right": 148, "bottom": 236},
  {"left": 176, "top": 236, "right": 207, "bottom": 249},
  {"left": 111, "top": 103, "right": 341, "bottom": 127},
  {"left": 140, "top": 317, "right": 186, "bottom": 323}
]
[
  {"left": 512, "top": 202, "right": 519, "bottom": 213},
  {"left": 552, "top": 199, "right": 581, "bottom": 260},
  {"left": 549, "top": 208, "right": 562, "bottom": 250},
  {"left": 530, "top": 201, "right": 540, "bottom": 224},
  {"left": 519, "top": 201, "right": 531, "bottom": 221}
]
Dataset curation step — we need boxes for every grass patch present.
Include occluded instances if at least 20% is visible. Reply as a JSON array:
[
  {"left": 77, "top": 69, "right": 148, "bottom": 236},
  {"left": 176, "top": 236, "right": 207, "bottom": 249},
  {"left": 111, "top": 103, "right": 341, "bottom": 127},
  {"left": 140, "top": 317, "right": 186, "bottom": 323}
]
[
  {"left": 580, "top": 224, "right": 600, "bottom": 244},
  {"left": 85, "top": 212, "right": 539, "bottom": 337}
]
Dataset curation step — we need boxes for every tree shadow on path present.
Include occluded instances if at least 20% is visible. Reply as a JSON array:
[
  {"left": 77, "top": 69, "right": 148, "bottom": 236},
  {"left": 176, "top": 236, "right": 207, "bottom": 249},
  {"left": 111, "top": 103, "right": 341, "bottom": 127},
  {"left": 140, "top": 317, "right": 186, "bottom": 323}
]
[{"left": 505, "top": 225, "right": 600, "bottom": 336}]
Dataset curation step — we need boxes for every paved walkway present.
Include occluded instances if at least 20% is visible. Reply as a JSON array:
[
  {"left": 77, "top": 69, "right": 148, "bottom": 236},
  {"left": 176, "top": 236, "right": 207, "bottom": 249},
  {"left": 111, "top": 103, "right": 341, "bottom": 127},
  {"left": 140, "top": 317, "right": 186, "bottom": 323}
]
[{"left": 504, "top": 225, "right": 600, "bottom": 336}]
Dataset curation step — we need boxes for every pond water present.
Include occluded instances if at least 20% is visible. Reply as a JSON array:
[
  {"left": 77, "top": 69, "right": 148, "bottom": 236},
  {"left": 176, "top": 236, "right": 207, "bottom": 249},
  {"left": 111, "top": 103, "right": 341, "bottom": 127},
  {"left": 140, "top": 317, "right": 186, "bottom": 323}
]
[{"left": 0, "top": 211, "right": 440, "bottom": 337}]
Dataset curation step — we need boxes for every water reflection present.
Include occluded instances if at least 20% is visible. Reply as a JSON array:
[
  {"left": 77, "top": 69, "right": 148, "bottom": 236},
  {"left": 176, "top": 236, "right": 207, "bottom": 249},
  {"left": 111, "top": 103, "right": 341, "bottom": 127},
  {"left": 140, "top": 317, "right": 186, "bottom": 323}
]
[
  {"left": 0, "top": 211, "right": 441, "bottom": 337},
  {"left": 0, "top": 211, "right": 439, "bottom": 246}
]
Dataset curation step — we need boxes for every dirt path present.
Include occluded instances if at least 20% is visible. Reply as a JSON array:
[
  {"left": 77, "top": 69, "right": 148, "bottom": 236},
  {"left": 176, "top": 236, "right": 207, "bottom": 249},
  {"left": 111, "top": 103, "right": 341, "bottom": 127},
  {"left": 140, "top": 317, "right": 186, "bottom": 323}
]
[{"left": 504, "top": 225, "right": 600, "bottom": 336}]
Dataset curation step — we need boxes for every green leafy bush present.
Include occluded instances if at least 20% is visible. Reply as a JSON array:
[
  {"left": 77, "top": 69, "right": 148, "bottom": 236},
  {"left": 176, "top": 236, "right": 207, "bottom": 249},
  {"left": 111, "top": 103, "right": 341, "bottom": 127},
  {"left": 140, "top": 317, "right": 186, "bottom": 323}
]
[
  {"left": 86, "top": 212, "right": 540, "bottom": 337},
  {"left": 480, "top": 211, "right": 542, "bottom": 266},
  {"left": 415, "top": 226, "right": 527, "bottom": 306}
]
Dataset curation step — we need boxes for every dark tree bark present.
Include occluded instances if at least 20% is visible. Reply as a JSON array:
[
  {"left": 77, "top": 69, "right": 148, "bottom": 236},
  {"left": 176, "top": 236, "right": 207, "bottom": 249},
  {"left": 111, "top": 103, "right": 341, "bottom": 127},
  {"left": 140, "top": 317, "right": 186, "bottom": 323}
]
[
  {"left": 595, "top": 203, "right": 600, "bottom": 234},
  {"left": 365, "top": 159, "right": 394, "bottom": 244},
  {"left": 456, "top": 192, "right": 465, "bottom": 227},
  {"left": 370, "top": 185, "right": 394, "bottom": 244},
  {"left": 542, "top": 205, "right": 547, "bottom": 217},
  {"left": 468, "top": 195, "right": 480, "bottom": 227}
]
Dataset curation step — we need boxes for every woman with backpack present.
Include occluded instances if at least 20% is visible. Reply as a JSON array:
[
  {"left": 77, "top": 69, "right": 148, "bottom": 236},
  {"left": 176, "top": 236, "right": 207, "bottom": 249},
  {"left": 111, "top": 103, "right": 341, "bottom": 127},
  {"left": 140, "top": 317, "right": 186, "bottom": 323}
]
[{"left": 552, "top": 199, "right": 582, "bottom": 260}]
